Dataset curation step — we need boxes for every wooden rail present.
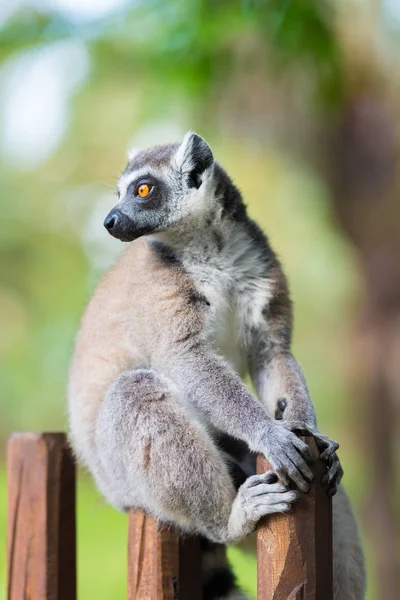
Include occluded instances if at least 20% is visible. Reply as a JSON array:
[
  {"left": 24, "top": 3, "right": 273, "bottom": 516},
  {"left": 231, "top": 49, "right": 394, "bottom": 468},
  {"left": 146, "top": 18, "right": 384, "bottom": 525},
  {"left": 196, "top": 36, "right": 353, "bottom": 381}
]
[
  {"left": 6, "top": 433, "right": 332, "bottom": 599},
  {"left": 257, "top": 438, "right": 333, "bottom": 599},
  {"left": 127, "top": 511, "right": 202, "bottom": 600},
  {"left": 7, "top": 433, "right": 76, "bottom": 600}
]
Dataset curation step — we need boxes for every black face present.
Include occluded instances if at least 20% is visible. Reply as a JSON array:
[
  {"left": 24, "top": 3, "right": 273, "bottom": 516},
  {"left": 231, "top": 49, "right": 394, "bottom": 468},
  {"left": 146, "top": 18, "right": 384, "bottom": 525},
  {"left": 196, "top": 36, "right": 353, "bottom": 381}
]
[
  {"left": 104, "top": 134, "right": 214, "bottom": 242},
  {"left": 104, "top": 173, "right": 171, "bottom": 242}
]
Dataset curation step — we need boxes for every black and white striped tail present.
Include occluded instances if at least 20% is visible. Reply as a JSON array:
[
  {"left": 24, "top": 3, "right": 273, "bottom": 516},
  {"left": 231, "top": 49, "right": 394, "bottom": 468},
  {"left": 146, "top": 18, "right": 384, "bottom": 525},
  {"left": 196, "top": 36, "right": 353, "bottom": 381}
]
[{"left": 201, "top": 538, "right": 249, "bottom": 600}]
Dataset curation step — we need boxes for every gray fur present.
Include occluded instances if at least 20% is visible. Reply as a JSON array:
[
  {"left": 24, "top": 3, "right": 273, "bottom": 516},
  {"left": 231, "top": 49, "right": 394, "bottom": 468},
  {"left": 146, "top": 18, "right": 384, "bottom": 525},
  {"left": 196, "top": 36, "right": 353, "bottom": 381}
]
[
  {"left": 95, "top": 368, "right": 298, "bottom": 544},
  {"left": 68, "top": 132, "right": 365, "bottom": 598}
]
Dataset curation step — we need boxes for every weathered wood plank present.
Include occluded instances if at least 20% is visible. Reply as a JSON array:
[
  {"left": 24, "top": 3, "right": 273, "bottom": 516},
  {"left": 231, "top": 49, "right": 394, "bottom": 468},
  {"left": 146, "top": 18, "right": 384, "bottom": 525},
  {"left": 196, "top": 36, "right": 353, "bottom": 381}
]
[
  {"left": 257, "top": 436, "right": 333, "bottom": 600},
  {"left": 127, "top": 510, "right": 202, "bottom": 599},
  {"left": 7, "top": 432, "right": 76, "bottom": 600}
]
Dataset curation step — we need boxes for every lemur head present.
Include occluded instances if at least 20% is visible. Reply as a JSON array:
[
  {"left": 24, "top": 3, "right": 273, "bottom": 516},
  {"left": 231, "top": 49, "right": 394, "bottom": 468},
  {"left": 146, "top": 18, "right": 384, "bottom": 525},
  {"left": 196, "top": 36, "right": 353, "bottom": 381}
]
[{"left": 104, "top": 132, "right": 243, "bottom": 242}]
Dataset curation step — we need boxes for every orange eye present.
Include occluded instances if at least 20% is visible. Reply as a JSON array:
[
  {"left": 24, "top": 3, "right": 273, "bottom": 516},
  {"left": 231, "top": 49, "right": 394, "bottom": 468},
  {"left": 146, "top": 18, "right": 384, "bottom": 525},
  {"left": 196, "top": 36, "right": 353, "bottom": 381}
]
[{"left": 138, "top": 183, "right": 151, "bottom": 198}]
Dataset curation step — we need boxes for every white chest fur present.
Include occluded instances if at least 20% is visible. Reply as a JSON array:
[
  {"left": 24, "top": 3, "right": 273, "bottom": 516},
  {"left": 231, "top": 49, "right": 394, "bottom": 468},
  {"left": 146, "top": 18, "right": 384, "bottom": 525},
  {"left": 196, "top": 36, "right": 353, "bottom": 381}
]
[
  {"left": 196, "top": 267, "right": 247, "bottom": 374},
  {"left": 182, "top": 231, "right": 272, "bottom": 377}
]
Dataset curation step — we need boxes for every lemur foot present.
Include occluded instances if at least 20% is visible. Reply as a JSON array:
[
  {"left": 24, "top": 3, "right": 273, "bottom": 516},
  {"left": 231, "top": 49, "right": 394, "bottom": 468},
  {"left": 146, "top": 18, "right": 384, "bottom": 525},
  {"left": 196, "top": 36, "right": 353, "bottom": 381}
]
[
  {"left": 240, "top": 471, "right": 299, "bottom": 515},
  {"left": 279, "top": 420, "right": 343, "bottom": 496},
  {"left": 227, "top": 471, "right": 299, "bottom": 542}
]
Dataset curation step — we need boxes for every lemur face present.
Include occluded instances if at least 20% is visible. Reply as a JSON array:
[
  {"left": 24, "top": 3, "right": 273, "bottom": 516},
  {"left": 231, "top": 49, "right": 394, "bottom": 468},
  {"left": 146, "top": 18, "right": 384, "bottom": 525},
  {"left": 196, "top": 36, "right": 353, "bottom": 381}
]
[{"left": 104, "top": 132, "right": 214, "bottom": 242}]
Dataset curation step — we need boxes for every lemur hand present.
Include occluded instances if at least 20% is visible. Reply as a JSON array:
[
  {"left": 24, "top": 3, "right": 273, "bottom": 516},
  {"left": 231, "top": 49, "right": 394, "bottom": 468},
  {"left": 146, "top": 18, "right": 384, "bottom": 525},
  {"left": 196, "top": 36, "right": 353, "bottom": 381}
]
[
  {"left": 278, "top": 420, "right": 343, "bottom": 496},
  {"left": 260, "top": 421, "right": 315, "bottom": 492},
  {"left": 315, "top": 431, "right": 343, "bottom": 496}
]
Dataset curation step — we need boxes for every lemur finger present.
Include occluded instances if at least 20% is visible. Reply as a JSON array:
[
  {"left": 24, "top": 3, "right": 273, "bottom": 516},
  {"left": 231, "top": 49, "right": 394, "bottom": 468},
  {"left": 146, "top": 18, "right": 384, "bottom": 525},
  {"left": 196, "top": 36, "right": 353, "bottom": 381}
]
[
  {"left": 327, "top": 466, "right": 343, "bottom": 496},
  {"left": 245, "top": 471, "right": 279, "bottom": 487},
  {"left": 253, "top": 502, "right": 293, "bottom": 517},
  {"left": 253, "top": 490, "right": 299, "bottom": 505},
  {"left": 282, "top": 459, "right": 310, "bottom": 493},
  {"left": 322, "top": 459, "right": 343, "bottom": 490},
  {"left": 320, "top": 441, "right": 340, "bottom": 461},
  {"left": 286, "top": 445, "right": 315, "bottom": 482},
  {"left": 326, "top": 477, "right": 341, "bottom": 497},
  {"left": 265, "top": 502, "right": 293, "bottom": 514},
  {"left": 247, "top": 483, "right": 295, "bottom": 497},
  {"left": 269, "top": 453, "right": 299, "bottom": 487},
  {"left": 330, "top": 462, "right": 344, "bottom": 487},
  {"left": 278, "top": 490, "right": 300, "bottom": 504},
  {"left": 271, "top": 460, "right": 290, "bottom": 487},
  {"left": 291, "top": 436, "right": 315, "bottom": 463}
]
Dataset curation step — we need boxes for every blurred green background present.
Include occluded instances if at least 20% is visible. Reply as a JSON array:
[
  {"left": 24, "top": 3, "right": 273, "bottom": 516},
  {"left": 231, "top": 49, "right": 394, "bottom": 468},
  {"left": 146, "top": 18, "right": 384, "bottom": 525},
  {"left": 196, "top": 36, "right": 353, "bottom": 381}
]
[{"left": 2, "top": 1, "right": 400, "bottom": 598}]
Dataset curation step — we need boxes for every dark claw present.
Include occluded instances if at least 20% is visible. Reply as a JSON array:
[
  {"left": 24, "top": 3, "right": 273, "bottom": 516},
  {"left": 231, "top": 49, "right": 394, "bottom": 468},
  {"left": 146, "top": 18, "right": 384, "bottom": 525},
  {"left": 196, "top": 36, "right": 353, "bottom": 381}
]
[
  {"left": 253, "top": 471, "right": 278, "bottom": 485},
  {"left": 266, "top": 472, "right": 279, "bottom": 484}
]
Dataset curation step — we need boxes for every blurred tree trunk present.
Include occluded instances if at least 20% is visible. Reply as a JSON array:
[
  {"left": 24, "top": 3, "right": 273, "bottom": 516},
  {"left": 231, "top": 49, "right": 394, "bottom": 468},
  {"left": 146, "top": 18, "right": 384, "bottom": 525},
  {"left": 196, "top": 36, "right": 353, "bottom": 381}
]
[{"left": 327, "top": 90, "right": 400, "bottom": 600}]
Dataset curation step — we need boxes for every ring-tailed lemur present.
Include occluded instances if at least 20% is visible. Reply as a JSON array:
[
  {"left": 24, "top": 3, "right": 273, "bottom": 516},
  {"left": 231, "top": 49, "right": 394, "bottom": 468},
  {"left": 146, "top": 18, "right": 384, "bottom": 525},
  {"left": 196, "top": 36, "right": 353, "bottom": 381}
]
[{"left": 68, "top": 132, "right": 365, "bottom": 599}]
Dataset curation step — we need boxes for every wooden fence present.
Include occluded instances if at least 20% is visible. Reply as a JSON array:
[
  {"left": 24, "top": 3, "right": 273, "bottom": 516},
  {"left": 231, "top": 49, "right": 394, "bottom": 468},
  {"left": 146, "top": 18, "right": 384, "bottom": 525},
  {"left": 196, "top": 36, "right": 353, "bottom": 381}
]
[{"left": 6, "top": 433, "right": 332, "bottom": 599}]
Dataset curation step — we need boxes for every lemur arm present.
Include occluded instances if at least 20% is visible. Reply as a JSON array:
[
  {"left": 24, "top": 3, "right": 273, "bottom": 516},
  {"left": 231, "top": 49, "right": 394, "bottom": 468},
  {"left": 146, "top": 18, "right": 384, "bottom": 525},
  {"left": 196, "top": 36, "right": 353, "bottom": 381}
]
[
  {"left": 249, "top": 262, "right": 343, "bottom": 495},
  {"left": 161, "top": 343, "right": 314, "bottom": 492},
  {"left": 249, "top": 263, "right": 316, "bottom": 425}
]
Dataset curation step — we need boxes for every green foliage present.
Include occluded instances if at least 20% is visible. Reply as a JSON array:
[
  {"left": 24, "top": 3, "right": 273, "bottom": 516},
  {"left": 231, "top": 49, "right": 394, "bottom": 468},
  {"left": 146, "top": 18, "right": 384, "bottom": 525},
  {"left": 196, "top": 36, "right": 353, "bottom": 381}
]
[
  {"left": 256, "top": 0, "right": 343, "bottom": 107},
  {"left": 1, "top": 1, "right": 343, "bottom": 109}
]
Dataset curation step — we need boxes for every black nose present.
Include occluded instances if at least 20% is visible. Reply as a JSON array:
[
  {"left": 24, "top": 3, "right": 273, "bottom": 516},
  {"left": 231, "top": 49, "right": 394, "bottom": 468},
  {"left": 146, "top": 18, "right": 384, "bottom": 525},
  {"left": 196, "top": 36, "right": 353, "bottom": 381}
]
[
  {"left": 104, "top": 210, "right": 119, "bottom": 232},
  {"left": 103, "top": 208, "right": 137, "bottom": 241}
]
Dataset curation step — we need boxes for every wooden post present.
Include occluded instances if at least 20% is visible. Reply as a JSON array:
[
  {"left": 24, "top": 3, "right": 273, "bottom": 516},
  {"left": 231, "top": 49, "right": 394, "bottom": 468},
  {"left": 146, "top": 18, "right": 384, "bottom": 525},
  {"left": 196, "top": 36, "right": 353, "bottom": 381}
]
[
  {"left": 257, "top": 436, "right": 333, "bottom": 600},
  {"left": 7, "top": 433, "right": 76, "bottom": 600},
  {"left": 127, "top": 510, "right": 202, "bottom": 600}
]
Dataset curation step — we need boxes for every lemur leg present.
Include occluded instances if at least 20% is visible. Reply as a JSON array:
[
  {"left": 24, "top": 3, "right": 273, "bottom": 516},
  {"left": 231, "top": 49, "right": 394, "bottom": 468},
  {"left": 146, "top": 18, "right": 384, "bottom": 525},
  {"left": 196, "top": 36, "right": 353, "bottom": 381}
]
[{"left": 93, "top": 368, "right": 298, "bottom": 545}]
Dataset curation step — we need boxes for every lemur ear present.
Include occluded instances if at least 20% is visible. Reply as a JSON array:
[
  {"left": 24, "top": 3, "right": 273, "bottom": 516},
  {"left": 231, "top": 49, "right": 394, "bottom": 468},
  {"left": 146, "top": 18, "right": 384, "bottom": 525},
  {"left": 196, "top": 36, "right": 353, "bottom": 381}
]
[{"left": 174, "top": 131, "right": 214, "bottom": 188}]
